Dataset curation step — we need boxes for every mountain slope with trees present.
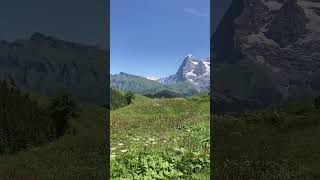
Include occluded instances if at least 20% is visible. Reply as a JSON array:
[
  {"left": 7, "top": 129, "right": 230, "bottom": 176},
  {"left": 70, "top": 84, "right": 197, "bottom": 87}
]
[
  {"left": 110, "top": 72, "right": 198, "bottom": 97},
  {"left": 0, "top": 80, "right": 78, "bottom": 155},
  {"left": 0, "top": 83, "right": 107, "bottom": 179}
]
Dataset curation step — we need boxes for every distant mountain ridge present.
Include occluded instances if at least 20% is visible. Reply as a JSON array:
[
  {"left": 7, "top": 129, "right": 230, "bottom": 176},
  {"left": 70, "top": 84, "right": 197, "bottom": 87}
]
[
  {"left": 110, "top": 72, "right": 198, "bottom": 96},
  {"left": 0, "top": 32, "right": 107, "bottom": 105},
  {"left": 111, "top": 54, "right": 210, "bottom": 96}
]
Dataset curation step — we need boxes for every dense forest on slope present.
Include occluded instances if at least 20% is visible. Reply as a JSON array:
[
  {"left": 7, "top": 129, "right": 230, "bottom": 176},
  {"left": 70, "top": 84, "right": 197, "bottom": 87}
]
[{"left": 0, "top": 80, "right": 78, "bottom": 154}]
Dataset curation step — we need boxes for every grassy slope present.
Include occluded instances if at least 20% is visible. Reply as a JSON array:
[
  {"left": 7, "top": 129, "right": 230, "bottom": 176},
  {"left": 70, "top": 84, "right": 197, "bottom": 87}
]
[
  {"left": 110, "top": 94, "right": 210, "bottom": 179},
  {"left": 0, "top": 93, "right": 107, "bottom": 179},
  {"left": 215, "top": 101, "right": 320, "bottom": 179}
]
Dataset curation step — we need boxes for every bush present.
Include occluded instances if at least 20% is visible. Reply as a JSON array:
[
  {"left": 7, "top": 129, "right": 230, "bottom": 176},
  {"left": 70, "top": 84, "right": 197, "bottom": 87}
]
[
  {"left": 125, "top": 91, "right": 135, "bottom": 105},
  {"left": 49, "top": 89, "right": 79, "bottom": 137}
]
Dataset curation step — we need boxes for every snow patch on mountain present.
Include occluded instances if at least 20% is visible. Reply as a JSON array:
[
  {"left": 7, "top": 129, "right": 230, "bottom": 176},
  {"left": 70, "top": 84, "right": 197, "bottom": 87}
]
[{"left": 146, "top": 76, "right": 160, "bottom": 81}]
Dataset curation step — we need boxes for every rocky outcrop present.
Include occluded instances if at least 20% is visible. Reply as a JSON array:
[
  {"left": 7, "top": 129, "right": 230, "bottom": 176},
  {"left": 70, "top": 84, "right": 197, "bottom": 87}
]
[{"left": 213, "top": 0, "right": 320, "bottom": 111}]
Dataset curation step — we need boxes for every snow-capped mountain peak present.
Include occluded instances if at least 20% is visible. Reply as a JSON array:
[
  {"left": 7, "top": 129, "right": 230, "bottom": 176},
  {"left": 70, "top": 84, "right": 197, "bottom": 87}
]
[
  {"left": 186, "top": 53, "right": 195, "bottom": 59},
  {"left": 158, "top": 54, "right": 210, "bottom": 92}
]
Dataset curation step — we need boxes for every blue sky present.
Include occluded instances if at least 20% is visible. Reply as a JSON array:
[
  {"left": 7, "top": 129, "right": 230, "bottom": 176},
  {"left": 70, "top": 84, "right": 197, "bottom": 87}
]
[{"left": 111, "top": 0, "right": 210, "bottom": 78}]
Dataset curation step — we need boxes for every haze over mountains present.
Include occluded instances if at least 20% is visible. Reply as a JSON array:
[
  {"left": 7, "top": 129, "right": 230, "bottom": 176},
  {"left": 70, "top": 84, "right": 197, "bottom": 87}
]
[
  {"left": 213, "top": 0, "right": 320, "bottom": 112},
  {"left": 111, "top": 54, "right": 210, "bottom": 96}
]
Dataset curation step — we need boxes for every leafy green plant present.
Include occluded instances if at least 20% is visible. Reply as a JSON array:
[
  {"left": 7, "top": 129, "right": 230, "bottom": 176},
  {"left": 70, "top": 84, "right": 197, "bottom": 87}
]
[{"left": 111, "top": 147, "right": 209, "bottom": 179}]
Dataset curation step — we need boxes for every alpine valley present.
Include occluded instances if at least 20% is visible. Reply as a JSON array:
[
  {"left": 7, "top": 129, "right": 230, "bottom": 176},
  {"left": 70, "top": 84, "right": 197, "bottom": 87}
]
[{"left": 110, "top": 54, "right": 210, "bottom": 97}]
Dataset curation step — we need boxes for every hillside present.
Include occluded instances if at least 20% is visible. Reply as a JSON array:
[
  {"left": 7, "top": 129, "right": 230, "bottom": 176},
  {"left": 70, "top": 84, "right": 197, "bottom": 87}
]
[
  {"left": 0, "top": 80, "right": 57, "bottom": 154},
  {"left": 214, "top": 100, "right": 320, "bottom": 179},
  {"left": 0, "top": 91, "right": 107, "bottom": 179},
  {"left": 0, "top": 33, "right": 107, "bottom": 106},
  {"left": 110, "top": 72, "right": 198, "bottom": 96},
  {"left": 110, "top": 94, "right": 210, "bottom": 179},
  {"left": 111, "top": 72, "right": 165, "bottom": 94},
  {"left": 0, "top": 33, "right": 108, "bottom": 179}
]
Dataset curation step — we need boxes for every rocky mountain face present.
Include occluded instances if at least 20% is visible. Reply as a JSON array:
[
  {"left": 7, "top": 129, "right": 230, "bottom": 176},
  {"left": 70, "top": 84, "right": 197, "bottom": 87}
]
[
  {"left": 158, "top": 54, "right": 210, "bottom": 92},
  {"left": 213, "top": 0, "right": 320, "bottom": 112},
  {"left": 0, "top": 33, "right": 108, "bottom": 105}
]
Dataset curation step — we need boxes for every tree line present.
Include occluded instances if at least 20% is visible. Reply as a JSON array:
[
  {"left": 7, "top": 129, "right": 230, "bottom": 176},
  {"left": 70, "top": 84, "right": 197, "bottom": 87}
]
[
  {"left": 110, "top": 88, "right": 134, "bottom": 110},
  {"left": 0, "top": 80, "right": 79, "bottom": 154}
]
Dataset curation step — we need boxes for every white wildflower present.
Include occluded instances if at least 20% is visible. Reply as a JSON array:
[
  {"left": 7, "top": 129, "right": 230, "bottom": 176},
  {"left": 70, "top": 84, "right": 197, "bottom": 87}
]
[{"left": 120, "top": 149, "right": 128, "bottom": 153}]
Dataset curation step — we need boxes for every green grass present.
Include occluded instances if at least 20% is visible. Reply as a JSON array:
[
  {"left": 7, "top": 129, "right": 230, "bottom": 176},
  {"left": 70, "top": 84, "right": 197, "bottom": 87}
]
[
  {"left": 110, "top": 94, "right": 210, "bottom": 179},
  {"left": 214, "top": 101, "right": 320, "bottom": 179},
  {"left": 131, "top": 94, "right": 153, "bottom": 104},
  {"left": 0, "top": 96, "right": 107, "bottom": 179}
]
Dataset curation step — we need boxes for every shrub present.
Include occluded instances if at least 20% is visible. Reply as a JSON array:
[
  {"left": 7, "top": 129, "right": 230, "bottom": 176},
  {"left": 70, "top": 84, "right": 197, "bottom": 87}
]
[
  {"left": 125, "top": 91, "right": 135, "bottom": 105},
  {"left": 49, "top": 89, "right": 79, "bottom": 137}
]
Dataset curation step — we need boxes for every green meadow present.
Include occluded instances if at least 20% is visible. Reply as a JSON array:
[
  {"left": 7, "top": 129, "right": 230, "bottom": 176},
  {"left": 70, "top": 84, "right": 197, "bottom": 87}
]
[{"left": 110, "top": 94, "right": 210, "bottom": 179}]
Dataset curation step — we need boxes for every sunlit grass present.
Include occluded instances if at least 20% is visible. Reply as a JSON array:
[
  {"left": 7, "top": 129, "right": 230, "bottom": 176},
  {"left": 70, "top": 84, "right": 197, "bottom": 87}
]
[{"left": 110, "top": 94, "right": 210, "bottom": 179}]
